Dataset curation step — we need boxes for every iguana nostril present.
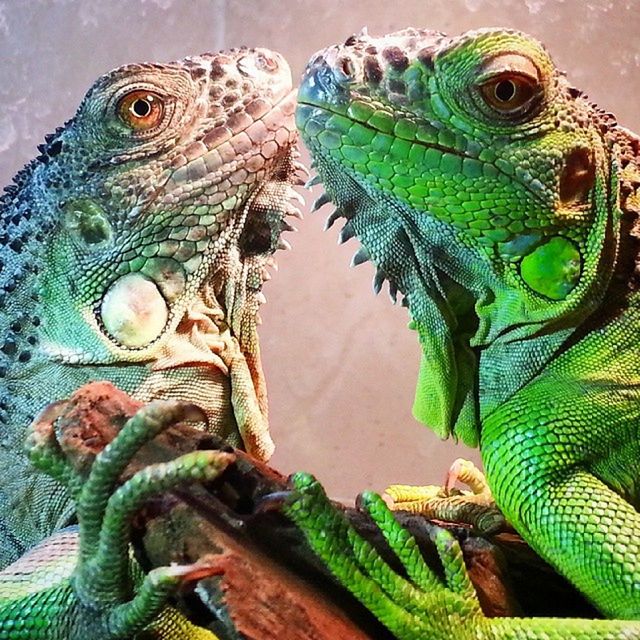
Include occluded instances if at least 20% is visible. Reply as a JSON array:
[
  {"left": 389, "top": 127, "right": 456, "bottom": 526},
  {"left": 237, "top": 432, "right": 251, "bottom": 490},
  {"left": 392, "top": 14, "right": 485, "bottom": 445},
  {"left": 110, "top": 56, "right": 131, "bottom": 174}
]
[
  {"left": 317, "top": 64, "right": 339, "bottom": 92},
  {"left": 297, "top": 61, "right": 347, "bottom": 107},
  {"left": 255, "top": 52, "right": 279, "bottom": 73}
]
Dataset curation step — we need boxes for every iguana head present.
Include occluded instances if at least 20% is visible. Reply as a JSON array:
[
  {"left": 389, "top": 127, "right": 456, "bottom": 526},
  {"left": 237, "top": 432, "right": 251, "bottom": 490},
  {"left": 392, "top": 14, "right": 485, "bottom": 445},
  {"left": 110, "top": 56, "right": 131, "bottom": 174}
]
[
  {"left": 297, "top": 28, "right": 623, "bottom": 444},
  {"left": 1, "top": 48, "right": 301, "bottom": 456}
]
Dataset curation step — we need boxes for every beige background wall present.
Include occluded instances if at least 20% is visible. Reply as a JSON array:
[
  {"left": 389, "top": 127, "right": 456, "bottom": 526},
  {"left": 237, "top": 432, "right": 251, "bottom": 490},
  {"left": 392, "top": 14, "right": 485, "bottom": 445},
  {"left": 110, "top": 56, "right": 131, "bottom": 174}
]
[{"left": 1, "top": 0, "right": 639, "bottom": 499}]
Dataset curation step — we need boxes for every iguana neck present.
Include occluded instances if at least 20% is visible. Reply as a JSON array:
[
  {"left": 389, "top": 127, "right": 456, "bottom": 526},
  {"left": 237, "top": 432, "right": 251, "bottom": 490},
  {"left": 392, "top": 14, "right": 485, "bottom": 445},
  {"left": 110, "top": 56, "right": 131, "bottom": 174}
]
[{"left": 479, "top": 126, "right": 640, "bottom": 422}]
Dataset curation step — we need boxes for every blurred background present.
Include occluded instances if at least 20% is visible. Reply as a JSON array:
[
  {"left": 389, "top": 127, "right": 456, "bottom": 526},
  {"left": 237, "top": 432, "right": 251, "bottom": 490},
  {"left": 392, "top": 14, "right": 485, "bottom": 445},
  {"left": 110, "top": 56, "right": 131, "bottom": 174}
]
[{"left": 1, "top": 0, "right": 639, "bottom": 499}]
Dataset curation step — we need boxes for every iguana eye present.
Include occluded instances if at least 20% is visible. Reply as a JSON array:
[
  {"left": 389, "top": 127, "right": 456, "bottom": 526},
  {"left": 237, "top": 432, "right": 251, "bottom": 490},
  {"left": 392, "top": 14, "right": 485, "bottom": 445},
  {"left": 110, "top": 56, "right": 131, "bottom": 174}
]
[
  {"left": 117, "top": 90, "right": 165, "bottom": 130},
  {"left": 480, "top": 73, "right": 538, "bottom": 113}
]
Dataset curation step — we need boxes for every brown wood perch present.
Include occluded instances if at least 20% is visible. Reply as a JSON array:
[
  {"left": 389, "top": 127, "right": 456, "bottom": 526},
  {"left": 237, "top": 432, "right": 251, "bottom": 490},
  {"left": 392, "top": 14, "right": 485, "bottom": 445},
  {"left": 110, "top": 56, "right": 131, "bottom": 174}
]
[{"left": 38, "top": 382, "right": 599, "bottom": 639}]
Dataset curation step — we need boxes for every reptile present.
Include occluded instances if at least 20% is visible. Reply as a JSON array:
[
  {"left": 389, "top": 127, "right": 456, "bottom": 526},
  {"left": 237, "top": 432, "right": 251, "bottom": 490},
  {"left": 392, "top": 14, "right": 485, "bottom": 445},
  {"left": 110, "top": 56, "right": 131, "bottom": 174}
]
[
  {"left": 0, "top": 47, "right": 302, "bottom": 638},
  {"left": 288, "top": 26, "right": 640, "bottom": 638}
]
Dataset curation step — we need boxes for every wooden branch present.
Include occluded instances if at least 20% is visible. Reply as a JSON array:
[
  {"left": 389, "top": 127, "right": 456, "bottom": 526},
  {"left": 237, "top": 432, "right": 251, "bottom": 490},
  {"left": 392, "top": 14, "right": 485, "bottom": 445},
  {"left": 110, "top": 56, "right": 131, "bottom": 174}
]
[{"left": 39, "top": 382, "right": 599, "bottom": 639}]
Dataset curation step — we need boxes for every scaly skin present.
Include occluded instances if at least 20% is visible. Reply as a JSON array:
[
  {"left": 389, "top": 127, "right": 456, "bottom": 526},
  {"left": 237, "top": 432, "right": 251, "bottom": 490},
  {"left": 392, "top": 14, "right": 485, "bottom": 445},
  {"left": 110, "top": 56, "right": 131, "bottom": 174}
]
[
  {"left": 0, "top": 48, "right": 303, "bottom": 638},
  {"left": 294, "top": 27, "right": 640, "bottom": 638},
  {"left": 0, "top": 397, "right": 234, "bottom": 639},
  {"left": 0, "top": 47, "right": 300, "bottom": 563}
]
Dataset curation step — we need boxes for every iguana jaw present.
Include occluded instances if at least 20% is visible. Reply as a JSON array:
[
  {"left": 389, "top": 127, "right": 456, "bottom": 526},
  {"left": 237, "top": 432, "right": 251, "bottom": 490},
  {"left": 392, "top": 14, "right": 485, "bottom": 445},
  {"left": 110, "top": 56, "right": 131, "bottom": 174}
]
[{"left": 296, "top": 29, "right": 501, "bottom": 358}]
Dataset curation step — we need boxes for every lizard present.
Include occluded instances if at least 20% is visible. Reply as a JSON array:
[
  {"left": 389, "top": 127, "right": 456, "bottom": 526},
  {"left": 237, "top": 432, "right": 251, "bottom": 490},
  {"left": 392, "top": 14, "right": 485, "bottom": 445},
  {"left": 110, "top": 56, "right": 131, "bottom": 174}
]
[
  {"left": 0, "top": 46, "right": 303, "bottom": 638},
  {"left": 287, "top": 26, "right": 640, "bottom": 639}
]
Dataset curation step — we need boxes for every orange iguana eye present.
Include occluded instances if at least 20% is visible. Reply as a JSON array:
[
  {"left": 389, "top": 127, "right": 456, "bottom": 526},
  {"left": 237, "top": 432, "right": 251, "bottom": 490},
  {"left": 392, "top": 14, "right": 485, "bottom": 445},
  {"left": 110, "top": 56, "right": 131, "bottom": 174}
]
[
  {"left": 117, "top": 90, "right": 165, "bottom": 130},
  {"left": 480, "top": 74, "right": 538, "bottom": 113}
]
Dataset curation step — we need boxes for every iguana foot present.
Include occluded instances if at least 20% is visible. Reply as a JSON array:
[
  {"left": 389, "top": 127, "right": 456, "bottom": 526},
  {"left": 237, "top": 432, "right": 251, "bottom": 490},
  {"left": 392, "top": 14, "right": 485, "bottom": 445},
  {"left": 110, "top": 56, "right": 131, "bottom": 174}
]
[
  {"left": 281, "top": 471, "right": 485, "bottom": 639},
  {"left": 281, "top": 472, "right": 640, "bottom": 640},
  {"left": 0, "top": 399, "right": 230, "bottom": 639},
  {"left": 384, "top": 458, "right": 507, "bottom": 534}
]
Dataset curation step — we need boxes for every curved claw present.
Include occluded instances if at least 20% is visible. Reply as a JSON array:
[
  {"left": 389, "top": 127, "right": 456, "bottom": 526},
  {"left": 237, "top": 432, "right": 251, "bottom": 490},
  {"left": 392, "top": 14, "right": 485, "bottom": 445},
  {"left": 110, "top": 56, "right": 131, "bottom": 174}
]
[
  {"left": 107, "top": 555, "right": 225, "bottom": 637},
  {"left": 255, "top": 490, "right": 296, "bottom": 514},
  {"left": 445, "top": 458, "right": 491, "bottom": 498},
  {"left": 168, "top": 556, "right": 226, "bottom": 583}
]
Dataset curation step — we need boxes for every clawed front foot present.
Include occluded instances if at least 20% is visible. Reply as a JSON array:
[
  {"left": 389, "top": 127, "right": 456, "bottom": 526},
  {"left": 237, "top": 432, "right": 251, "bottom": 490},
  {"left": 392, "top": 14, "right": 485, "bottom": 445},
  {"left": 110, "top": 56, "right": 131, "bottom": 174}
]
[
  {"left": 16, "top": 393, "right": 230, "bottom": 639},
  {"left": 384, "top": 458, "right": 507, "bottom": 534},
  {"left": 280, "top": 471, "right": 486, "bottom": 640},
  {"left": 279, "top": 473, "right": 640, "bottom": 640}
]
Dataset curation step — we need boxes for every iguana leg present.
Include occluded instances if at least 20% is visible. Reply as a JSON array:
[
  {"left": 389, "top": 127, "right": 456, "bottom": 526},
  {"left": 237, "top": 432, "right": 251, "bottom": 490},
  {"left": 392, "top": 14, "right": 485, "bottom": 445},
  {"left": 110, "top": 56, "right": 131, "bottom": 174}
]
[
  {"left": 0, "top": 400, "right": 228, "bottom": 639},
  {"left": 282, "top": 472, "right": 640, "bottom": 640},
  {"left": 480, "top": 354, "right": 640, "bottom": 621},
  {"left": 384, "top": 458, "right": 507, "bottom": 534}
]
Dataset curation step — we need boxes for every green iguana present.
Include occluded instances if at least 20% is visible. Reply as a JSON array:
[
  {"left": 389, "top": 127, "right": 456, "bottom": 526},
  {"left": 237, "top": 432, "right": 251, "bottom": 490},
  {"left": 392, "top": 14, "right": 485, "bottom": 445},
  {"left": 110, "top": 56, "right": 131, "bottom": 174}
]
[
  {"left": 288, "top": 26, "right": 640, "bottom": 638},
  {"left": 0, "top": 47, "right": 303, "bottom": 638}
]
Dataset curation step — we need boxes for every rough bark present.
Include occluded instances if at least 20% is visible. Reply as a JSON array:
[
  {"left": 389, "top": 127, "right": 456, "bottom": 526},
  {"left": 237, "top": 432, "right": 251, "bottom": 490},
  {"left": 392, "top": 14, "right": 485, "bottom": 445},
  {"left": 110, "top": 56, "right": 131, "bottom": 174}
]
[{"left": 38, "top": 382, "right": 599, "bottom": 639}]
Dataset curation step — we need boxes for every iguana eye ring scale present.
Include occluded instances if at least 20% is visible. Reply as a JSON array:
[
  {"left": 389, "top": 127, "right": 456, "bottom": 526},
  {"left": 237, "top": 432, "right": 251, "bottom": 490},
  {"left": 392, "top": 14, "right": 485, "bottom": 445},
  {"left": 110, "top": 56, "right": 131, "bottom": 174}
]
[
  {"left": 0, "top": 46, "right": 305, "bottom": 638},
  {"left": 293, "top": 26, "right": 640, "bottom": 638}
]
